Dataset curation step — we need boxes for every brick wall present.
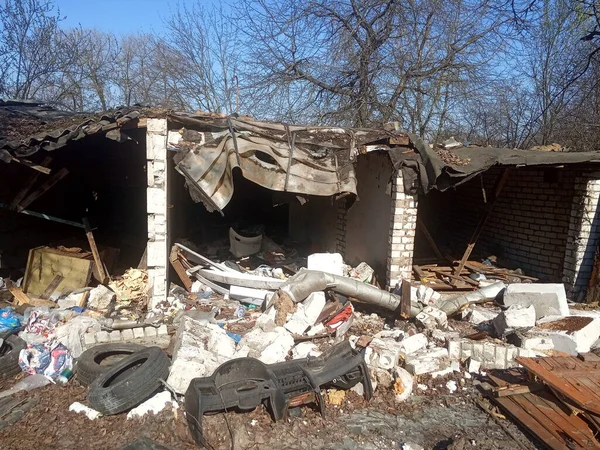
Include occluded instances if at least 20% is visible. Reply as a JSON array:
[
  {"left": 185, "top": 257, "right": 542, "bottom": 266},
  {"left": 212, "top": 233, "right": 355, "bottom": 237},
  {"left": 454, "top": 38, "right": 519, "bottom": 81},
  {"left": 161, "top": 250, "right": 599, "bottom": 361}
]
[
  {"left": 420, "top": 167, "right": 600, "bottom": 299},
  {"left": 563, "top": 173, "right": 600, "bottom": 300},
  {"left": 146, "top": 119, "right": 169, "bottom": 309},
  {"left": 387, "top": 170, "right": 418, "bottom": 288}
]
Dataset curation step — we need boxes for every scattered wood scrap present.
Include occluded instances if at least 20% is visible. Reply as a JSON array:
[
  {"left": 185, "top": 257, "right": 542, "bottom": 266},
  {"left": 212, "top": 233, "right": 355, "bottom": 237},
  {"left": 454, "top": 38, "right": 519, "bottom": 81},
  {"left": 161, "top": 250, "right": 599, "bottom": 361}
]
[
  {"left": 483, "top": 357, "right": 600, "bottom": 450},
  {"left": 412, "top": 258, "right": 537, "bottom": 291}
]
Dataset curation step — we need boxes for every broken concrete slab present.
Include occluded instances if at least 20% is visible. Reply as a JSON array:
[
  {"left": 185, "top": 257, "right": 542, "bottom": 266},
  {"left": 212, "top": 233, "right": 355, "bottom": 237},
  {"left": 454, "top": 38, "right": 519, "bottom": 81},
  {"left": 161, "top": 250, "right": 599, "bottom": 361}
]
[
  {"left": 404, "top": 347, "right": 449, "bottom": 375},
  {"left": 463, "top": 306, "right": 500, "bottom": 325},
  {"left": 291, "top": 342, "right": 321, "bottom": 359},
  {"left": 167, "top": 316, "right": 248, "bottom": 394},
  {"left": 492, "top": 304, "right": 536, "bottom": 336},
  {"left": 398, "top": 333, "right": 428, "bottom": 356},
  {"left": 284, "top": 291, "right": 326, "bottom": 335},
  {"left": 126, "top": 391, "right": 178, "bottom": 419},
  {"left": 516, "top": 315, "right": 600, "bottom": 355},
  {"left": 503, "top": 283, "right": 568, "bottom": 319},
  {"left": 239, "top": 326, "right": 294, "bottom": 364},
  {"left": 87, "top": 285, "right": 116, "bottom": 312}
]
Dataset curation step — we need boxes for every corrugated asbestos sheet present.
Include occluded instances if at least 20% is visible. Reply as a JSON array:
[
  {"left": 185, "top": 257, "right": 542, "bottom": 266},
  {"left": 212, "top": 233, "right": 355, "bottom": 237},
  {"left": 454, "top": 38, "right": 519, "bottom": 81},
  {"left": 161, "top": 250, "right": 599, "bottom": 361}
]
[
  {"left": 168, "top": 112, "right": 401, "bottom": 212},
  {"left": 0, "top": 100, "right": 148, "bottom": 157}
]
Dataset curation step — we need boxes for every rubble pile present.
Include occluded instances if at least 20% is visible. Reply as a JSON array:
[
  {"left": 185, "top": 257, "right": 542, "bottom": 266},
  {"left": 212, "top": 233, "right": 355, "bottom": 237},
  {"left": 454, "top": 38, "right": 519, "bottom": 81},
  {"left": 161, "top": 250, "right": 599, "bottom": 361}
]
[{"left": 2, "top": 238, "right": 600, "bottom": 449}]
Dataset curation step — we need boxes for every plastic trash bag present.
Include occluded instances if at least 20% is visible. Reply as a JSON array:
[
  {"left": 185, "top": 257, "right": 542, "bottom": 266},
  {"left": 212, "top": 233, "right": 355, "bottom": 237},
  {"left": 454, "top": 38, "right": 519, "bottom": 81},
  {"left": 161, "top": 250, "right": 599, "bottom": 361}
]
[
  {"left": 19, "top": 341, "right": 73, "bottom": 384},
  {"left": 0, "top": 308, "right": 21, "bottom": 333}
]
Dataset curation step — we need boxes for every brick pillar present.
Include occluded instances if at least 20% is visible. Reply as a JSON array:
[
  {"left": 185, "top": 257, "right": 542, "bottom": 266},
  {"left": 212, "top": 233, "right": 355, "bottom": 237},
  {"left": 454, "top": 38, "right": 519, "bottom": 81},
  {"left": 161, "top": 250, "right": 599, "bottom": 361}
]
[
  {"left": 146, "top": 119, "right": 169, "bottom": 309},
  {"left": 336, "top": 200, "right": 347, "bottom": 257},
  {"left": 563, "top": 173, "right": 600, "bottom": 301},
  {"left": 387, "top": 170, "right": 418, "bottom": 289}
]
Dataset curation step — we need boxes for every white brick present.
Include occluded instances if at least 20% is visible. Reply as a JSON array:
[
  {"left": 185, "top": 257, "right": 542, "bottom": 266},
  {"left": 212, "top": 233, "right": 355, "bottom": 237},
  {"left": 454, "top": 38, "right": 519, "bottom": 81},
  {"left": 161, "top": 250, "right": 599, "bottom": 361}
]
[
  {"left": 83, "top": 333, "right": 96, "bottom": 347},
  {"left": 157, "top": 324, "right": 169, "bottom": 336},
  {"left": 109, "top": 330, "right": 122, "bottom": 342},
  {"left": 96, "top": 331, "right": 110, "bottom": 343},
  {"left": 145, "top": 327, "right": 157, "bottom": 338},
  {"left": 147, "top": 118, "right": 168, "bottom": 134},
  {"left": 147, "top": 187, "right": 166, "bottom": 214},
  {"left": 121, "top": 329, "right": 134, "bottom": 341},
  {"left": 133, "top": 327, "right": 145, "bottom": 339}
]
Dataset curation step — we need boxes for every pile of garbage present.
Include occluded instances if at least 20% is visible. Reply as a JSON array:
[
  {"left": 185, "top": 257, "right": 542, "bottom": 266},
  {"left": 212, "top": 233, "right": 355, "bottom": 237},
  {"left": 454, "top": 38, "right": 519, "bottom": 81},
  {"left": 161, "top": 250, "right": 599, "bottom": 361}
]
[{"left": 2, "top": 236, "right": 600, "bottom": 449}]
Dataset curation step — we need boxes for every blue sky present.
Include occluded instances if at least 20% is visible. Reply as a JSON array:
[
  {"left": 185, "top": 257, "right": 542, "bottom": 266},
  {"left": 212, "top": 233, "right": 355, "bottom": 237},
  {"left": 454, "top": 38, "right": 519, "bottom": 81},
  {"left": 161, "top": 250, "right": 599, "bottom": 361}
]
[{"left": 53, "top": 0, "right": 217, "bottom": 35}]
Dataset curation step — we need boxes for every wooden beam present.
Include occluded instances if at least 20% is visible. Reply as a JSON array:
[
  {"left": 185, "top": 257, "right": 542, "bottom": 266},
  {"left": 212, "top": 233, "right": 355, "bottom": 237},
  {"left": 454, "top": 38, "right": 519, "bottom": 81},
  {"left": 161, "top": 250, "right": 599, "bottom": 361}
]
[
  {"left": 399, "top": 279, "right": 412, "bottom": 319},
  {"left": 10, "top": 156, "right": 52, "bottom": 174},
  {"left": 9, "top": 156, "right": 52, "bottom": 210},
  {"left": 169, "top": 246, "right": 193, "bottom": 291},
  {"left": 417, "top": 218, "right": 444, "bottom": 260},
  {"left": 413, "top": 265, "right": 427, "bottom": 281},
  {"left": 83, "top": 217, "right": 108, "bottom": 284},
  {"left": 16, "top": 167, "right": 69, "bottom": 211},
  {"left": 453, "top": 169, "right": 510, "bottom": 280},
  {"left": 39, "top": 274, "right": 64, "bottom": 299}
]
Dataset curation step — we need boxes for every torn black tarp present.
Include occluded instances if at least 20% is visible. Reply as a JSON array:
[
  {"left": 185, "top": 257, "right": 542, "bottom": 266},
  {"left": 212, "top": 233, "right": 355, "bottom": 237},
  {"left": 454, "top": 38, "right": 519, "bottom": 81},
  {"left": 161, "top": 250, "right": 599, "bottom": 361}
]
[{"left": 391, "top": 135, "right": 600, "bottom": 194}]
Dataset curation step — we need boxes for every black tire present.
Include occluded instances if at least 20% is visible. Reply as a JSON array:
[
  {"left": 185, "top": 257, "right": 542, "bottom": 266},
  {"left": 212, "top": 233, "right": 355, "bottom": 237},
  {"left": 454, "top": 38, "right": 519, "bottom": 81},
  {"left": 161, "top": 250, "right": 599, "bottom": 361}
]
[
  {"left": 87, "top": 346, "right": 170, "bottom": 415},
  {"left": 76, "top": 343, "right": 146, "bottom": 387},
  {"left": 0, "top": 335, "right": 26, "bottom": 378}
]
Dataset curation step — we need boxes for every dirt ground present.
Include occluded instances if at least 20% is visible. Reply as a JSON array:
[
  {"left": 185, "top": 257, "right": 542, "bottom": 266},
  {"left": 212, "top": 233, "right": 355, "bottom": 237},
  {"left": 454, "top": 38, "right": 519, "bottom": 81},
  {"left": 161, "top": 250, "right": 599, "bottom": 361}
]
[{"left": 0, "top": 371, "right": 542, "bottom": 450}]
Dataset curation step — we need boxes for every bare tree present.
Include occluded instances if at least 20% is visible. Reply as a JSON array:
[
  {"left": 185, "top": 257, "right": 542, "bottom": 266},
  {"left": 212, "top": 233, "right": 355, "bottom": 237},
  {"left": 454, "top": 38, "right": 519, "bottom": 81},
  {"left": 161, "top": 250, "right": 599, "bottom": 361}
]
[{"left": 0, "top": 0, "right": 65, "bottom": 99}]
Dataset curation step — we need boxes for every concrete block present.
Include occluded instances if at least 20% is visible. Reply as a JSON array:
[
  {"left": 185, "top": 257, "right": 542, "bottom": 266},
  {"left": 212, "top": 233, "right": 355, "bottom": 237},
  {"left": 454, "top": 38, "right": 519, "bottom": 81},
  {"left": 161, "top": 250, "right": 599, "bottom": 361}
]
[
  {"left": 521, "top": 315, "right": 600, "bottom": 355},
  {"left": 415, "top": 306, "right": 447, "bottom": 330},
  {"left": 157, "top": 324, "right": 168, "bottom": 336},
  {"left": 109, "top": 330, "right": 121, "bottom": 342},
  {"left": 133, "top": 327, "right": 145, "bottom": 339},
  {"left": 447, "top": 339, "right": 461, "bottom": 361},
  {"left": 307, "top": 253, "right": 344, "bottom": 276},
  {"left": 404, "top": 347, "right": 449, "bottom": 375},
  {"left": 96, "top": 331, "right": 110, "bottom": 343},
  {"left": 503, "top": 283, "right": 569, "bottom": 319},
  {"left": 493, "top": 304, "right": 536, "bottom": 336},
  {"left": 367, "top": 338, "right": 404, "bottom": 370},
  {"left": 121, "top": 329, "right": 134, "bottom": 341},
  {"left": 466, "top": 306, "right": 499, "bottom": 325},
  {"left": 398, "top": 333, "right": 428, "bottom": 356},
  {"left": 144, "top": 327, "right": 157, "bottom": 338},
  {"left": 83, "top": 333, "right": 96, "bottom": 347},
  {"left": 466, "top": 358, "right": 481, "bottom": 373}
]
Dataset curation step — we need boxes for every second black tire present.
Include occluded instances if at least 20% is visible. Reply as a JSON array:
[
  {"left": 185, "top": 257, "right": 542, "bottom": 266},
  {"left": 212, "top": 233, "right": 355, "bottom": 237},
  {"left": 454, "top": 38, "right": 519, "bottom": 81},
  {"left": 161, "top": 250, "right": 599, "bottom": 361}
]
[
  {"left": 0, "top": 335, "right": 27, "bottom": 378},
  {"left": 87, "top": 346, "right": 171, "bottom": 415},
  {"left": 76, "top": 343, "right": 146, "bottom": 387}
]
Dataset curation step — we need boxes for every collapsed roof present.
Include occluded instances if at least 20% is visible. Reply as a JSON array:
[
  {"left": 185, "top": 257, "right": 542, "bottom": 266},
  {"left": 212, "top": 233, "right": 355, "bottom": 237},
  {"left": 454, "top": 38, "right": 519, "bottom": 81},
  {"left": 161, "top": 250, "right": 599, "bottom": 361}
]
[
  {"left": 4, "top": 100, "right": 600, "bottom": 206},
  {"left": 168, "top": 112, "right": 401, "bottom": 212},
  {"left": 392, "top": 134, "right": 600, "bottom": 194}
]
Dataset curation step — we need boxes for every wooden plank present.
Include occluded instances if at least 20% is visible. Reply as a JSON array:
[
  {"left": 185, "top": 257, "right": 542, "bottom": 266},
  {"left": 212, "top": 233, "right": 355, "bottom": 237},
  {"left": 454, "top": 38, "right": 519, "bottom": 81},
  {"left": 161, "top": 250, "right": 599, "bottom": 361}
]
[
  {"left": 78, "top": 290, "right": 90, "bottom": 308},
  {"left": 399, "top": 279, "right": 411, "bottom": 319},
  {"left": 17, "top": 167, "right": 69, "bottom": 211},
  {"left": 39, "top": 274, "right": 64, "bottom": 300},
  {"left": 416, "top": 218, "right": 444, "bottom": 260},
  {"left": 413, "top": 265, "right": 427, "bottom": 281},
  {"left": 429, "top": 268, "right": 479, "bottom": 286},
  {"left": 23, "top": 247, "right": 93, "bottom": 298},
  {"left": 8, "top": 283, "right": 32, "bottom": 305},
  {"left": 169, "top": 247, "right": 193, "bottom": 291},
  {"left": 493, "top": 396, "right": 567, "bottom": 450},
  {"left": 10, "top": 156, "right": 51, "bottom": 174},
  {"left": 453, "top": 169, "right": 510, "bottom": 280},
  {"left": 9, "top": 156, "right": 52, "bottom": 210},
  {"left": 83, "top": 217, "right": 108, "bottom": 284},
  {"left": 495, "top": 383, "right": 545, "bottom": 397},
  {"left": 517, "top": 356, "right": 600, "bottom": 415}
]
